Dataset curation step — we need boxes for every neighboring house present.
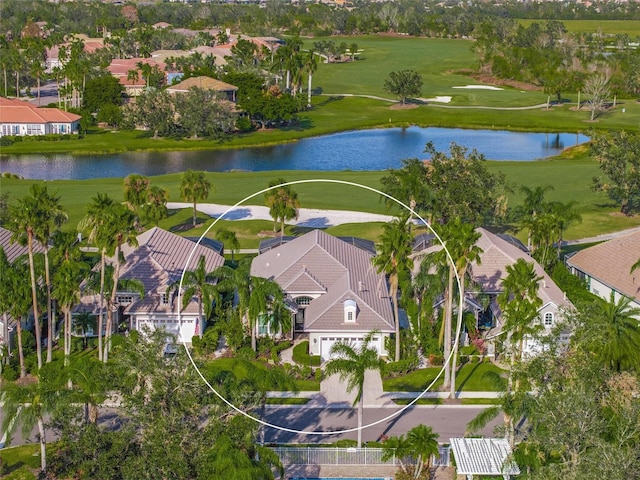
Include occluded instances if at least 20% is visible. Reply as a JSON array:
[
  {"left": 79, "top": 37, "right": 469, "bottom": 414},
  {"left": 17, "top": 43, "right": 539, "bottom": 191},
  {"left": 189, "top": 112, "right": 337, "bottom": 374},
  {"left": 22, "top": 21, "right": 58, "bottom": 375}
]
[
  {"left": 414, "top": 227, "right": 571, "bottom": 356},
  {"left": 0, "top": 226, "right": 46, "bottom": 354},
  {"left": 0, "top": 97, "right": 81, "bottom": 137},
  {"left": 250, "top": 229, "right": 395, "bottom": 361},
  {"left": 75, "top": 227, "right": 225, "bottom": 344},
  {"left": 106, "top": 58, "right": 166, "bottom": 97},
  {"left": 566, "top": 230, "right": 640, "bottom": 309},
  {"left": 191, "top": 46, "right": 228, "bottom": 66},
  {"left": 45, "top": 35, "right": 105, "bottom": 73},
  {"left": 166, "top": 76, "right": 238, "bottom": 102}
]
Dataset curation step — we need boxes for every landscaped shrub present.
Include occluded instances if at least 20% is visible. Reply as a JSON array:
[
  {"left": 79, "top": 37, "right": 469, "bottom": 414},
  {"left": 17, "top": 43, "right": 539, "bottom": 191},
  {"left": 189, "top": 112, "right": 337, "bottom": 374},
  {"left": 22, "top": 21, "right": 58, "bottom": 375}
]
[
  {"left": 460, "top": 345, "right": 480, "bottom": 356},
  {"left": 383, "top": 358, "right": 419, "bottom": 378},
  {"left": 237, "top": 346, "right": 257, "bottom": 360},
  {"left": 292, "top": 341, "right": 321, "bottom": 366},
  {"left": 428, "top": 354, "right": 444, "bottom": 366},
  {"left": 1, "top": 363, "right": 18, "bottom": 381}
]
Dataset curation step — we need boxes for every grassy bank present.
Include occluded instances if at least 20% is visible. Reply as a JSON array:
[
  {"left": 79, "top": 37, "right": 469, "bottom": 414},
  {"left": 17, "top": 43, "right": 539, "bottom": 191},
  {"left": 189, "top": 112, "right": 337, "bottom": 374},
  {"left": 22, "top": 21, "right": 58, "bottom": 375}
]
[
  {"left": 4, "top": 152, "right": 640, "bottom": 243},
  {"left": 3, "top": 96, "right": 638, "bottom": 156}
]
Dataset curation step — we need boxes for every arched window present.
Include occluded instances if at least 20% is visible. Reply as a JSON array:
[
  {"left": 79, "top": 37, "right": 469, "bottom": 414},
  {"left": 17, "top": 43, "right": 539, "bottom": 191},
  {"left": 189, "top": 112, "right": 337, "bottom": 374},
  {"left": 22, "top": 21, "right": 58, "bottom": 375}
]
[
  {"left": 544, "top": 312, "right": 553, "bottom": 326},
  {"left": 344, "top": 299, "right": 357, "bottom": 323}
]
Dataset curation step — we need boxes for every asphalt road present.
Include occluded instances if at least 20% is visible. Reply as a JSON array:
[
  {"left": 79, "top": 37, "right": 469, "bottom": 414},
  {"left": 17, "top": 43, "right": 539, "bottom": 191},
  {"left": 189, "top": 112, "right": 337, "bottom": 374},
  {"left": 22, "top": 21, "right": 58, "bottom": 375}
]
[
  {"left": 260, "top": 405, "right": 501, "bottom": 444},
  {"left": 1, "top": 404, "right": 500, "bottom": 449}
]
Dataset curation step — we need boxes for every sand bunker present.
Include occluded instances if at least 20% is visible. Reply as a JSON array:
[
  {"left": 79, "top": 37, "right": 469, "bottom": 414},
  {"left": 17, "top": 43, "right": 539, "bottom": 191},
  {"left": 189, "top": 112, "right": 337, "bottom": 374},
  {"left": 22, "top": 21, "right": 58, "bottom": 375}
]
[
  {"left": 453, "top": 85, "right": 503, "bottom": 91},
  {"left": 421, "top": 96, "right": 452, "bottom": 103}
]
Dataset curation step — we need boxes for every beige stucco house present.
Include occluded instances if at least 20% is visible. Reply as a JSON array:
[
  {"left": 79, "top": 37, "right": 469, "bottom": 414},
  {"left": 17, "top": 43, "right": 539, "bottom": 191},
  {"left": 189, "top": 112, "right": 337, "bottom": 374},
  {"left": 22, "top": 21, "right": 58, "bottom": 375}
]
[{"left": 250, "top": 230, "right": 395, "bottom": 360}]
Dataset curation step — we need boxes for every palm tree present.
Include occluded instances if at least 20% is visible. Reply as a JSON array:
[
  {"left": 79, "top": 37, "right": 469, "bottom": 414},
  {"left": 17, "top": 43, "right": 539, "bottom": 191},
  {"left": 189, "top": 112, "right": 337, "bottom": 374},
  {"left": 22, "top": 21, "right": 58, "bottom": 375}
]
[
  {"left": 215, "top": 227, "right": 240, "bottom": 264},
  {"left": 30, "top": 185, "right": 68, "bottom": 364},
  {"left": 9, "top": 185, "right": 54, "bottom": 369},
  {"left": 180, "top": 170, "right": 212, "bottom": 228},
  {"left": 175, "top": 255, "right": 220, "bottom": 339},
  {"left": 78, "top": 193, "right": 116, "bottom": 362},
  {"left": 439, "top": 218, "right": 482, "bottom": 398},
  {"left": 103, "top": 203, "right": 139, "bottom": 363},
  {"left": 324, "top": 331, "right": 385, "bottom": 448},
  {"left": 514, "top": 184, "right": 554, "bottom": 250},
  {"left": 1, "top": 370, "right": 62, "bottom": 473},
  {"left": 248, "top": 276, "right": 286, "bottom": 351},
  {"left": 67, "top": 356, "right": 108, "bottom": 424},
  {"left": 380, "top": 158, "right": 432, "bottom": 227},
  {"left": 143, "top": 185, "right": 169, "bottom": 226},
  {"left": 592, "top": 293, "right": 640, "bottom": 372},
  {"left": 1, "top": 252, "right": 32, "bottom": 378},
  {"left": 373, "top": 217, "right": 413, "bottom": 362},
  {"left": 304, "top": 49, "right": 318, "bottom": 107},
  {"left": 123, "top": 173, "right": 150, "bottom": 213},
  {"left": 52, "top": 259, "right": 87, "bottom": 366},
  {"left": 498, "top": 258, "right": 542, "bottom": 393},
  {"left": 382, "top": 424, "right": 440, "bottom": 479},
  {"left": 264, "top": 179, "right": 300, "bottom": 238}
]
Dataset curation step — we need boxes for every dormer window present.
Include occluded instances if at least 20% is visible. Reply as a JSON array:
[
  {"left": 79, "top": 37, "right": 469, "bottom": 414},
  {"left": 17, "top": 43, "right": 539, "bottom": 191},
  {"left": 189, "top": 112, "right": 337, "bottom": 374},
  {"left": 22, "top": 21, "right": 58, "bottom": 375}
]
[
  {"left": 544, "top": 312, "right": 553, "bottom": 326},
  {"left": 344, "top": 299, "right": 357, "bottom": 323},
  {"left": 162, "top": 292, "right": 170, "bottom": 305}
]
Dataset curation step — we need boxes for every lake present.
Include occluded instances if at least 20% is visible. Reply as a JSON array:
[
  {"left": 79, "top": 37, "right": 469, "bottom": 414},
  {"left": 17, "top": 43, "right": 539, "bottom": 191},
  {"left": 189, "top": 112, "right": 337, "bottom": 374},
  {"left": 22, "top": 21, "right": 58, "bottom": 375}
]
[{"left": 0, "top": 127, "right": 589, "bottom": 180}]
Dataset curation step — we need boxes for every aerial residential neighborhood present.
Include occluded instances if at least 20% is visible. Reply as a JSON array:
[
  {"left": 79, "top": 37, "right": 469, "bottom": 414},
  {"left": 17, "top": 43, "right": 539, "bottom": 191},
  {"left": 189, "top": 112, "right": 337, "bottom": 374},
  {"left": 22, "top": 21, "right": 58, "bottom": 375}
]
[{"left": 1, "top": 0, "right": 640, "bottom": 479}]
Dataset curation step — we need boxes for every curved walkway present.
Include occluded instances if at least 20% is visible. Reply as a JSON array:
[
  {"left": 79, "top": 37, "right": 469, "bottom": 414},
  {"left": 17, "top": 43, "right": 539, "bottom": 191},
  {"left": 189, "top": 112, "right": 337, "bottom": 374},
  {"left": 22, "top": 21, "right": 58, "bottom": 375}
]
[
  {"left": 167, "top": 202, "right": 394, "bottom": 228},
  {"left": 320, "top": 92, "right": 550, "bottom": 110}
]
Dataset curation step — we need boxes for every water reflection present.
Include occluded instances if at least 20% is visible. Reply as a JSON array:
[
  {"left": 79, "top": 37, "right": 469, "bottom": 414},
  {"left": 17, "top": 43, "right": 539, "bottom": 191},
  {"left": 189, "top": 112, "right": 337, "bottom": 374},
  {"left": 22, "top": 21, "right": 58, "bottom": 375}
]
[{"left": 0, "top": 127, "right": 589, "bottom": 180}]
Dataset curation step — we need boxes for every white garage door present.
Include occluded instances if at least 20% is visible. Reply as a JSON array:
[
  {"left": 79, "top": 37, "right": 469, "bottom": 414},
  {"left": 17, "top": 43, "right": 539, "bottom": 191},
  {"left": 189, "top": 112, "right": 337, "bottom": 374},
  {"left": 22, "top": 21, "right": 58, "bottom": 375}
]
[{"left": 321, "top": 336, "right": 381, "bottom": 361}]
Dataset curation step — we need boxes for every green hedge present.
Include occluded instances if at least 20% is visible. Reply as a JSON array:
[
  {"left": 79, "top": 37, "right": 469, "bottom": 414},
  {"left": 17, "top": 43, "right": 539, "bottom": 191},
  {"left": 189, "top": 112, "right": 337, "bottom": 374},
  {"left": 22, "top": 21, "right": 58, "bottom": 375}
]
[{"left": 292, "top": 341, "right": 321, "bottom": 366}]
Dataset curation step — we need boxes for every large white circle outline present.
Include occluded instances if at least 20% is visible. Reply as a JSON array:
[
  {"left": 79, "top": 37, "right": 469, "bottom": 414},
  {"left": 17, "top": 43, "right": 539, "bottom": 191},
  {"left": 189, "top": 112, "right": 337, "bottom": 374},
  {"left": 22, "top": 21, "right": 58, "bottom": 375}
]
[{"left": 177, "top": 178, "right": 464, "bottom": 437}]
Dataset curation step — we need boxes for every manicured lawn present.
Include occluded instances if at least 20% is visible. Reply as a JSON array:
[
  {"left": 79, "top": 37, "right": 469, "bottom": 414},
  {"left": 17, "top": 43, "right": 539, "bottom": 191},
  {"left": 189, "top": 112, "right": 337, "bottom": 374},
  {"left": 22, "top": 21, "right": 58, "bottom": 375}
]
[
  {"left": 5, "top": 150, "right": 640, "bottom": 242},
  {"left": 203, "top": 357, "right": 320, "bottom": 391},
  {"left": 383, "top": 362, "right": 504, "bottom": 392},
  {"left": 519, "top": 19, "right": 640, "bottom": 37},
  {"left": 5, "top": 95, "right": 639, "bottom": 158},
  {"left": 0, "top": 445, "right": 40, "bottom": 480}
]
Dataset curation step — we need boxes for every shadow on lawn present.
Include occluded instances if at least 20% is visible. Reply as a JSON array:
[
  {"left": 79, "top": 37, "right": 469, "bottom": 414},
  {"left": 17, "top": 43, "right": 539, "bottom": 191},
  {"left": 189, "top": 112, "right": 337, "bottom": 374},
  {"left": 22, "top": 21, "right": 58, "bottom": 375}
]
[{"left": 455, "top": 361, "right": 482, "bottom": 393}]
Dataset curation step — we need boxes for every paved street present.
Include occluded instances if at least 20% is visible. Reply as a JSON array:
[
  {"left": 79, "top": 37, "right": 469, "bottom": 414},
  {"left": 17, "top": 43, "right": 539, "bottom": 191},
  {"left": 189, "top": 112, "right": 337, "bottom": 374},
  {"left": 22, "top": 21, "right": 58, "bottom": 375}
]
[{"left": 261, "top": 404, "right": 501, "bottom": 445}]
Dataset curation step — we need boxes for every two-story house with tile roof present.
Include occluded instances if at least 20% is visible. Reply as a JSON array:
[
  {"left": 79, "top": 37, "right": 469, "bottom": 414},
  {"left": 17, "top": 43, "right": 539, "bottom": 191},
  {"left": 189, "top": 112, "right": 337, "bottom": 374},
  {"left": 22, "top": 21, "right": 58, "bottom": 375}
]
[
  {"left": 75, "top": 227, "right": 225, "bottom": 343},
  {"left": 414, "top": 227, "right": 572, "bottom": 356},
  {"left": 250, "top": 229, "right": 395, "bottom": 360}
]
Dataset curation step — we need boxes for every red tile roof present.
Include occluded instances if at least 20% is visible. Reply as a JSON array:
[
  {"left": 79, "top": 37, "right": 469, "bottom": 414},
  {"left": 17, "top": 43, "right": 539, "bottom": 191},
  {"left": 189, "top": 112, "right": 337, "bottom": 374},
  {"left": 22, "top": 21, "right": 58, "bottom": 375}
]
[{"left": 0, "top": 97, "right": 81, "bottom": 124}]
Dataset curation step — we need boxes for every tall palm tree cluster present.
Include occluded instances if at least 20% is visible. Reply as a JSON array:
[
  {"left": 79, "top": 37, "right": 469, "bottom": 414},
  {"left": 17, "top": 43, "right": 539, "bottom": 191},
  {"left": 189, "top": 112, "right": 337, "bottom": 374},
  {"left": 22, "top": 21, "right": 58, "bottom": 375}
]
[
  {"left": 0, "top": 174, "right": 292, "bottom": 477},
  {"left": 376, "top": 142, "right": 637, "bottom": 398}
]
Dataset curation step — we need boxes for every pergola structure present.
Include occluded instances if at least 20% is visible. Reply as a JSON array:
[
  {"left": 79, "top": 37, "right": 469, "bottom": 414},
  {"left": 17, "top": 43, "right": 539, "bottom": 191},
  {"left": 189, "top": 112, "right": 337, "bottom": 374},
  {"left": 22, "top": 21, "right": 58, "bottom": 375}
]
[{"left": 450, "top": 438, "right": 520, "bottom": 480}]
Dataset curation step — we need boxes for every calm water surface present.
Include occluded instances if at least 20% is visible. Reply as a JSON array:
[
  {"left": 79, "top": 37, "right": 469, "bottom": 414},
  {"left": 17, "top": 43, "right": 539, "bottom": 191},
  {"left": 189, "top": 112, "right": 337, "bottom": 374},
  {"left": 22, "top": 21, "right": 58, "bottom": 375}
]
[{"left": 0, "top": 127, "right": 589, "bottom": 180}]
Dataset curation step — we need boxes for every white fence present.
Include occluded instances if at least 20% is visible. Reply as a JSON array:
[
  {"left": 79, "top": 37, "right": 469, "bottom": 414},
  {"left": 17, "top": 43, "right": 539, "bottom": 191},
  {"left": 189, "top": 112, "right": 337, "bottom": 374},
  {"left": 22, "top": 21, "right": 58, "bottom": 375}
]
[{"left": 269, "top": 446, "right": 450, "bottom": 467}]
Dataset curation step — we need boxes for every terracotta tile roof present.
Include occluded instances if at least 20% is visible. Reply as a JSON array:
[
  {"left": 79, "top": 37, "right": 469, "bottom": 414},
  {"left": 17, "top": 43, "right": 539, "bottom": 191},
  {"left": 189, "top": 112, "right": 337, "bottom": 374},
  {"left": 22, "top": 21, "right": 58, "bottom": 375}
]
[
  {"left": 0, "top": 97, "right": 81, "bottom": 124},
  {"left": 566, "top": 230, "right": 640, "bottom": 301},
  {"left": 0, "top": 226, "right": 46, "bottom": 263},
  {"left": 251, "top": 230, "right": 395, "bottom": 333}
]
